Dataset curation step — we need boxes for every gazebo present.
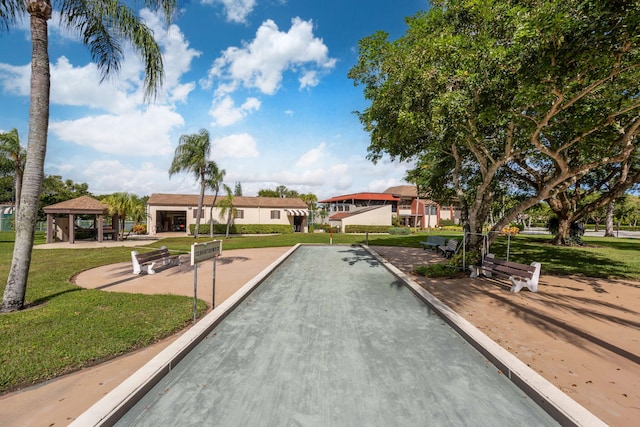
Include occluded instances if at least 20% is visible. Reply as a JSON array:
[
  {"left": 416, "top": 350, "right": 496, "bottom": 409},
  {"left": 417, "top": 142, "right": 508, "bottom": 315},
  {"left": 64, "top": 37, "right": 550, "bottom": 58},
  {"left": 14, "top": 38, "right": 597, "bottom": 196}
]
[{"left": 43, "top": 196, "right": 119, "bottom": 244}]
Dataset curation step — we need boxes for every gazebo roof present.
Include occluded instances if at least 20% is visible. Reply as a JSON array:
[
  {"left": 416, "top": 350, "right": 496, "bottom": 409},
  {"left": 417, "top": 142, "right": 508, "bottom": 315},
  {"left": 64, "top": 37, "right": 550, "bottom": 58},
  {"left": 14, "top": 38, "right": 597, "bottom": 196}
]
[{"left": 43, "top": 195, "right": 109, "bottom": 214}]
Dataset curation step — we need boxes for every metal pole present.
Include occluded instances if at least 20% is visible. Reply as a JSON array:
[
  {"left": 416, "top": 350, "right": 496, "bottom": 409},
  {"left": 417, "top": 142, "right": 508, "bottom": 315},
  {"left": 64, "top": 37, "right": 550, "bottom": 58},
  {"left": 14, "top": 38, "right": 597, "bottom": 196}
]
[
  {"left": 193, "top": 263, "right": 198, "bottom": 325},
  {"left": 212, "top": 256, "right": 217, "bottom": 309}
]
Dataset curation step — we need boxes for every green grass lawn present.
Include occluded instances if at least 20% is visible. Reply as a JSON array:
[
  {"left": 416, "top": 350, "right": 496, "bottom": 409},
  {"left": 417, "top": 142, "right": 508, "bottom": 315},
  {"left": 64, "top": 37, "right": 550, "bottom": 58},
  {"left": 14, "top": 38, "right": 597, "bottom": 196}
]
[{"left": 0, "top": 230, "right": 638, "bottom": 394}]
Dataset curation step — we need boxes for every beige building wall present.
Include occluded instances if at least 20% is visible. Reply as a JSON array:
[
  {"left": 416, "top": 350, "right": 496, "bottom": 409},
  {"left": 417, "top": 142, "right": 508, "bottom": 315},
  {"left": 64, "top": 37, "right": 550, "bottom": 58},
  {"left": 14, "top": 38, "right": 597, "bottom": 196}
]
[
  {"left": 336, "top": 206, "right": 392, "bottom": 232},
  {"left": 147, "top": 204, "right": 304, "bottom": 235}
]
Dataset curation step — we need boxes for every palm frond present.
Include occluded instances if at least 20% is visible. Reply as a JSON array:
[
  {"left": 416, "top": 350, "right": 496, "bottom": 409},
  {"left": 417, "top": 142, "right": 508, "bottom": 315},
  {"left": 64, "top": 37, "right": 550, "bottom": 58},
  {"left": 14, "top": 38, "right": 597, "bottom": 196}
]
[
  {"left": 0, "top": 0, "right": 26, "bottom": 31},
  {"left": 58, "top": 0, "right": 177, "bottom": 100}
]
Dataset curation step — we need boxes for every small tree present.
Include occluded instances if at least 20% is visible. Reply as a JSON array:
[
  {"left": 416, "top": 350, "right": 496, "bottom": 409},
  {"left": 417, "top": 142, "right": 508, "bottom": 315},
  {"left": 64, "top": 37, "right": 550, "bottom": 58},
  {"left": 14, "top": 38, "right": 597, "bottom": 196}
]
[
  {"left": 205, "top": 161, "right": 225, "bottom": 237},
  {"left": 0, "top": 128, "right": 26, "bottom": 217},
  {"left": 217, "top": 184, "right": 235, "bottom": 238},
  {"left": 169, "top": 129, "right": 211, "bottom": 238}
]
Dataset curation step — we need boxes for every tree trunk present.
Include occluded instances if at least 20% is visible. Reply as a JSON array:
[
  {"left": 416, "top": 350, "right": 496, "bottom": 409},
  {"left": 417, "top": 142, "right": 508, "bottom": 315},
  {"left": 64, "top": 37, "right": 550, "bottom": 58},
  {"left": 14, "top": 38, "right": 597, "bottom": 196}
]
[
  {"left": 604, "top": 201, "right": 615, "bottom": 237},
  {"left": 209, "top": 190, "right": 219, "bottom": 238},
  {"left": 2, "top": 7, "right": 51, "bottom": 312},
  {"left": 551, "top": 217, "right": 571, "bottom": 245},
  {"left": 225, "top": 211, "right": 232, "bottom": 238},
  {"left": 194, "top": 171, "right": 205, "bottom": 239}
]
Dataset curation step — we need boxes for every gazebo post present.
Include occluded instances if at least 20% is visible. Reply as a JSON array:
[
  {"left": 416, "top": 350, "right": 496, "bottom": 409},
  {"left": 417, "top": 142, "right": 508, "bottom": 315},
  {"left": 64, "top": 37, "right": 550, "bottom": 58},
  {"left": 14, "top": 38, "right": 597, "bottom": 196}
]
[
  {"left": 97, "top": 215, "right": 104, "bottom": 242},
  {"left": 46, "top": 214, "right": 54, "bottom": 243},
  {"left": 69, "top": 213, "right": 75, "bottom": 244}
]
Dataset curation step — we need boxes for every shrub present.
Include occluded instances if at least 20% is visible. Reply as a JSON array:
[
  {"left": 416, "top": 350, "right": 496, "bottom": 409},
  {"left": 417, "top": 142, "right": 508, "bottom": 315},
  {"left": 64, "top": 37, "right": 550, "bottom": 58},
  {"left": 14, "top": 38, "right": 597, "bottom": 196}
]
[
  {"left": 414, "top": 263, "right": 458, "bottom": 278},
  {"left": 502, "top": 226, "right": 520, "bottom": 235},
  {"left": 131, "top": 224, "right": 147, "bottom": 235},
  {"left": 387, "top": 227, "right": 411, "bottom": 235},
  {"left": 189, "top": 224, "right": 294, "bottom": 235},
  {"left": 345, "top": 225, "right": 395, "bottom": 233}
]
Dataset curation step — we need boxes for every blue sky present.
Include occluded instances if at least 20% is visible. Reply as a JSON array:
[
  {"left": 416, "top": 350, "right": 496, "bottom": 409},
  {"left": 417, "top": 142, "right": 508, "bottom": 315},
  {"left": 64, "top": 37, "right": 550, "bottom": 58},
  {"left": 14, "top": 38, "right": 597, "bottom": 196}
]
[{"left": 0, "top": 0, "right": 428, "bottom": 200}]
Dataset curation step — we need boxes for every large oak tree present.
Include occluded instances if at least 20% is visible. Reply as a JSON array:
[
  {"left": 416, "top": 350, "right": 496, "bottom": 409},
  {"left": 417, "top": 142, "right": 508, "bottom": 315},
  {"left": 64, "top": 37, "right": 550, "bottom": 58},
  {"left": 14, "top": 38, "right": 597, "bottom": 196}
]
[{"left": 349, "top": 0, "right": 640, "bottom": 249}]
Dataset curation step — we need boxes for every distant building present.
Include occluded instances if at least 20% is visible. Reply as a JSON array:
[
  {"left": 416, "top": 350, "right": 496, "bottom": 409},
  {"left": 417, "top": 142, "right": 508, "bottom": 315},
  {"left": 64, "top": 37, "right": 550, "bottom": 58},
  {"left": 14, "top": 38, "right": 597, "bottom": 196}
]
[
  {"left": 318, "top": 185, "right": 460, "bottom": 232},
  {"left": 146, "top": 194, "right": 310, "bottom": 235}
]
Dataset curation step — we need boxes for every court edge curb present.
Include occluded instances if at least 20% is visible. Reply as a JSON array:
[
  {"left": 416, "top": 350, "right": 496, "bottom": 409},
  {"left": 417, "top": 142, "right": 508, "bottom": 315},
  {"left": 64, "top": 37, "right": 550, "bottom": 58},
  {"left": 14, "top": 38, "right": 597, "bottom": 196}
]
[
  {"left": 69, "top": 244, "right": 301, "bottom": 427},
  {"left": 364, "top": 245, "right": 607, "bottom": 427}
]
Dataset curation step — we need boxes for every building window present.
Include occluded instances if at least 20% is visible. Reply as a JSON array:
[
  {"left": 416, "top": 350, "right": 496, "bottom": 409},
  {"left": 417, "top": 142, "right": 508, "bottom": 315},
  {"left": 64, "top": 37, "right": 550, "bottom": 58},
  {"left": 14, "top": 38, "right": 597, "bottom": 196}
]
[
  {"left": 270, "top": 210, "right": 280, "bottom": 219},
  {"left": 235, "top": 209, "right": 244, "bottom": 219},
  {"left": 192, "top": 208, "right": 204, "bottom": 218}
]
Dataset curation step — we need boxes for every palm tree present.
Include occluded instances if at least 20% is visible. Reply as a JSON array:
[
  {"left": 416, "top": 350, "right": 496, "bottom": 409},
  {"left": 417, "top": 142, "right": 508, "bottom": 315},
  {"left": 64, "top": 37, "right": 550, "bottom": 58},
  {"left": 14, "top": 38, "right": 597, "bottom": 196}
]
[
  {"left": 217, "top": 184, "right": 235, "bottom": 238},
  {"left": 169, "top": 129, "right": 211, "bottom": 238},
  {"left": 0, "top": 128, "right": 26, "bottom": 217},
  {"left": 1, "top": 0, "right": 176, "bottom": 312},
  {"left": 104, "top": 192, "right": 134, "bottom": 240},
  {"left": 204, "top": 160, "right": 225, "bottom": 237}
]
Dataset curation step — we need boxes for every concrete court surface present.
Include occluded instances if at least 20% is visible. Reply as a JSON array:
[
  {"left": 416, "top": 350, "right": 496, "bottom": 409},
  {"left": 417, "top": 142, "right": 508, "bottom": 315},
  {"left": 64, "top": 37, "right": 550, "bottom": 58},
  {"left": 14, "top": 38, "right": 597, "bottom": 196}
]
[{"left": 110, "top": 245, "right": 560, "bottom": 426}]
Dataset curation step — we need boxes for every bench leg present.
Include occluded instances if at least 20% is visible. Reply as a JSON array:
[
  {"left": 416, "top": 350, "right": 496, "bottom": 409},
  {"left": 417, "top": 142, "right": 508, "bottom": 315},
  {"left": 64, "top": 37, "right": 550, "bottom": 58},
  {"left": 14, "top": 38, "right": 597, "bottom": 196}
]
[
  {"left": 510, "top": 262, "right": 541, "bottom": 293},
  {"left": 146, "top": 261, "right": 158, "bottom": 275},
  {"left": 131, "top": 251, "right": 142, "bottom": 274}
]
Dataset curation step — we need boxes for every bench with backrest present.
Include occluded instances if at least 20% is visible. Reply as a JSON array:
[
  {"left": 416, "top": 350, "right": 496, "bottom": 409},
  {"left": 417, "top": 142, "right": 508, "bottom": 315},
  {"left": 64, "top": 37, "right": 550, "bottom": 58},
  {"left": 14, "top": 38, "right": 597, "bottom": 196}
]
[
  {"left": 472, "top": 254, "right": 541, "bottom": 293},
  {"left": 131, "top": 246, "right": 181, "bottom": 275},
  {"left": 420, "top": 235, "right": 447, "bottom": 251},
  {"left": 438, "top": 238, "right": 458, "bottom": 258}
]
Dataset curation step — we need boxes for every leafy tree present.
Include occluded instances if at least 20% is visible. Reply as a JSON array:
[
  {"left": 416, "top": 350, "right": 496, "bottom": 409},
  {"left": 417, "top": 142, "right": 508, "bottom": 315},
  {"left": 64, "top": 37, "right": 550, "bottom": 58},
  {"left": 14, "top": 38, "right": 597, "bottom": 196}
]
[
  {"left": 205, "top": 160, "right": 225, "bottom": 237},
  {"left": 169, "top": 129, "right": 211, "bottom": 239},
  {"left": 103, "top": 192, "right": 130, "bottom": 240},
  {"left": 349, "top": 1, "right": 640, "bottom": 250},
  {"left": 1, "top": 0, "right": 177, "bottom": 312},
  {"left": 546, "top": 151, "right": 640, "bottom": 242},
  {"left": 0, "top": 128, "right": 26, "bottom": 216},
  {"left": 101, "top": 192, "right": 147, "bottom": 238},
  {"left": 233, "top": 181, "right": 242, "bottom": 196},
  {"left": 258, "top": 185, "right": 300, "bottom": 198},
  {"left": 38, "top": 175, "right": 91, "bottom": 220}
]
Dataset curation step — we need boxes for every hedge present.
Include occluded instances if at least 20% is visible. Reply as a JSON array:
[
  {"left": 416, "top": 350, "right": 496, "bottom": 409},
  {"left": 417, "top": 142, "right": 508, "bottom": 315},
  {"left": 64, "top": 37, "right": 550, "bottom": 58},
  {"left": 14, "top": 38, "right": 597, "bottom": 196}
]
[
  {"left": 189, "top": 224, "right": 294, "bottom": 235},
  {"left": 345, "top": 225, "right": 396, "bottom": 233}
]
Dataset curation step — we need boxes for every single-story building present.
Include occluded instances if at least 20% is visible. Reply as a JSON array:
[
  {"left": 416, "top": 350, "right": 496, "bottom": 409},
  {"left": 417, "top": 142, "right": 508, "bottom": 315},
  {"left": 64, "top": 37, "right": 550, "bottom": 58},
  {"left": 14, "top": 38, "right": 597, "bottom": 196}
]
[{"left": 146, "top": 194, "right": 310, "bottom": 236}]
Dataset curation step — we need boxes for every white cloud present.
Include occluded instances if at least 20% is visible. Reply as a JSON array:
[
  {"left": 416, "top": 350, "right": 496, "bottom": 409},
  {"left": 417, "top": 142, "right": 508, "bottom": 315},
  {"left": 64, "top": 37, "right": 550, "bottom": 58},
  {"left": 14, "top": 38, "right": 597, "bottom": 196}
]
[
  {"left": 209, "top": 96, "right": 261, "bottom": 126},
  {"left": 204, "top": 17, "right": 336, "bottom": 96},
  {"left": 212, "top": 133, "right": 259, "bottom": 158},
  {"left": 0, "top": 63, "right": 30, "bottom": 96},
  {"left": 82, "top": 160, "right": 177, "bottom": 195},
  {"left": 49, "top": 105, "right": 184, "bottom": 155},
  {"left": 200, "top": 0, "right": 256, "bottom": 24},
  {"left": 296, "top": 142, "right": 325, "bottom": 168}
]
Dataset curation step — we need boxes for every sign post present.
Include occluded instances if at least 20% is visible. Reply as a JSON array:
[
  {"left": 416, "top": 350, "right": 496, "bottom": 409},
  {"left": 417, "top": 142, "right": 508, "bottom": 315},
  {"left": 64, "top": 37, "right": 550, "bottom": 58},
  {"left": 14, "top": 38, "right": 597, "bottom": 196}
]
[{"left": 190, "top": 240, "right": 222, "bottom": 324}]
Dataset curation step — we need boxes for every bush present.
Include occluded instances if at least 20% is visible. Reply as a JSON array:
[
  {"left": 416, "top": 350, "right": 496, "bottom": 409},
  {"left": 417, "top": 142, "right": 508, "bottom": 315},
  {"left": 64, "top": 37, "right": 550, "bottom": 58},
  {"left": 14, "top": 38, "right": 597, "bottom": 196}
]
[
  {"left": 414, "top": 263, "right": 458, "bottom": 278},
  {"left": 131, "top": 224, "right": 147, "bottom": 235},
  {"left": 439, "top": 219, "right": 455, "bottom": 227},
  {"left": 387, "top": 227, "right": 411, "bottom": 235},
  {"left": 345, "top": 225, "right": 396, "bottom": 233},
  {"left": 189, "top": 224, "right": 294, "bottom": 235}
]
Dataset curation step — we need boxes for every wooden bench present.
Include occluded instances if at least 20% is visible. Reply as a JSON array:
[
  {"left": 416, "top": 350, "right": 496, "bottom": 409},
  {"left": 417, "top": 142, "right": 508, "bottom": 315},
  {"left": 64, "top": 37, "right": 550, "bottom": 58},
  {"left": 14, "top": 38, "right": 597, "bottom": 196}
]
[
  {"left": 131, "top": 246, "right": 181, "bottom": 275},
  {"left": 420, "top": 236, "right": 447, "bottom": 251},
  {"left": 438, "top": 239, "right": 458, "bottom": 258},
  {"left": 471, "top": 254, "right": 541, "bottom": 293}
]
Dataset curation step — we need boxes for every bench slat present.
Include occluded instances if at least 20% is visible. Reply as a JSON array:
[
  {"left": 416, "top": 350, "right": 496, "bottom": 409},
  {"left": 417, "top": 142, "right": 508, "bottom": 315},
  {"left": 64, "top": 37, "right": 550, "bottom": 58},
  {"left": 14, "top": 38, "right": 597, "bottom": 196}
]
[
  {"left": 135, "top": 249, "right": 172, "bottom": 265},
  {"left": 483, "top": 258, "right": 536, "bottom": 276}
]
